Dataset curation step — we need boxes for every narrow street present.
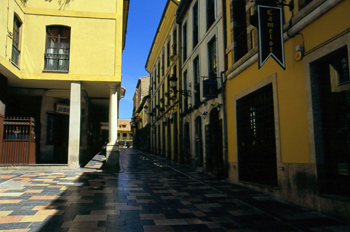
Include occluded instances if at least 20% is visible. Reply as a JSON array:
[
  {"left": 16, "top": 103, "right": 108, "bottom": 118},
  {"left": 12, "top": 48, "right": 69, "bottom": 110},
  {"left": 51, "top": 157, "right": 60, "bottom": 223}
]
[{"left": 0, "top": 149, "right": 349, "bottom": 232}]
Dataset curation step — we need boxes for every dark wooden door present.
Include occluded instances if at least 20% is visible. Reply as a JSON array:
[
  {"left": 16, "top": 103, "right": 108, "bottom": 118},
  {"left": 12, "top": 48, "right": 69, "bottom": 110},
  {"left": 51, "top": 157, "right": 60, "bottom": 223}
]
[{"left": 237, "top": 84, "right": 277, "bottom": 186}]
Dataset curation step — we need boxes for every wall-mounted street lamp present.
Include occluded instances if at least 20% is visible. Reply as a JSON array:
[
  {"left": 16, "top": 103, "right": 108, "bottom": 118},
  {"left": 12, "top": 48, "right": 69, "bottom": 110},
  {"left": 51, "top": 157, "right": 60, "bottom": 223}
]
[
  {"left": 169, "top": 75, "right": 191, "bottom": 97},
  {"left": 120, "top": 87, "right": 126, "bottom": 98},
  {"left": 202, "top": 111, "right": 208, "bottom": 119},
  {"left": 143, "top": 105, "right": 154, "bottom": 116}
]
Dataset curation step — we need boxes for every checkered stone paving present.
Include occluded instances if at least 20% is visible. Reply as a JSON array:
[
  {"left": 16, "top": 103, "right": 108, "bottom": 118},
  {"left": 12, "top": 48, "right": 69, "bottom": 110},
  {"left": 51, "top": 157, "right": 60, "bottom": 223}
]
[{"left": 0, "top": 149, "right": 349, "bottom": 232}]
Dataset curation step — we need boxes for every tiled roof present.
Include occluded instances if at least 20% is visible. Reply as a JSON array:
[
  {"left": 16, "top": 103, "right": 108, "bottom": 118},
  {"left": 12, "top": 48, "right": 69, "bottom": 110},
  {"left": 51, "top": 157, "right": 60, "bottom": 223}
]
[{"left": 118, "top": 119, "right": 131, "bottom": 132}]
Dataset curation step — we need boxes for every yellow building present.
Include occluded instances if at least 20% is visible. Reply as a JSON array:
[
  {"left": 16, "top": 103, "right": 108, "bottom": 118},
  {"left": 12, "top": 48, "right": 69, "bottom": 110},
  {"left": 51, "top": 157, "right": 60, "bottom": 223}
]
[
  {"left": 0, "top": 0, "right": 129, "bottom": 168},
  {"left": 145, "top": 0, "right": 180, "bottom": 161},
  {"left": 224, "top": 0, "right": 350, "bottom": 221},
  {"left": 117, "top": 119, "right": 132, "bottom": 148}
]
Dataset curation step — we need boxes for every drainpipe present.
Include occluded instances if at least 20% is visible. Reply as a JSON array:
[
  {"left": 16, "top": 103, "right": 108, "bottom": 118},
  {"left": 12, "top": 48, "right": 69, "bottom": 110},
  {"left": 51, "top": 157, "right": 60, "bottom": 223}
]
[
  {"left": 220, "top": 71, "right": 228, "bottom": 178},
  {"left": 221, "top": 0, "right": 228, "bottom": 178},
  {"left": 6, "top": 0, "right": 10, "bottom": 58}
]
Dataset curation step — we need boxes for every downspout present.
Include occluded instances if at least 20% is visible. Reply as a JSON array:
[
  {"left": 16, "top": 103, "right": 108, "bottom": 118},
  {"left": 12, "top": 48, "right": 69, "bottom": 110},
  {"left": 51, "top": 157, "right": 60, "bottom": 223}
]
[
  {"left": 6, "top": 0, "right": 10, "bottom": 58},
  {"left": 220, "top": 71, "right": 228, "bottom": 178},
  {"left": 177, "top": 19, "right": 184, "bottom": 163},
  {"left": 221, "top": 0, "right": 228, "bottom": 178}
]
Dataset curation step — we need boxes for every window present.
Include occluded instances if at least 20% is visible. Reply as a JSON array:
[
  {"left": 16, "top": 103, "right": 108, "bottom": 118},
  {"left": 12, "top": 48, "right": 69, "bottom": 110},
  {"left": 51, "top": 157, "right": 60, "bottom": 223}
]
[
  {"left": 193, "top": 2, "right": 199, "bottom": 48},
  {"left": 12, "top": 15, "right": 22, "bottom": 66},
  {"left": 167, "top": 41, "right": 170, "bottom": 67},
  {"left": 207, "top": 0, "right": 215, "bottom": 30},
  {"left": 123, "top": 133, "right": 127, "bottom": 139},
  {"left": 157, "top": 61, "right": 160, "bottom": 84},
  {"left": 162, "top": 51, "right": 165, "bottom": 76},
  {"left": 162, "top": 83, "right": 165, "bottom": 107},
  {"left": 172, "top": 27, "right": 177, "bottom": 55},
  {"left": 45, "top": 26, "right": 70, "bottom": 71},
  {"left": 298, "top": 0, "right": 313, "bottom": 11},
  {"left": 183, "top": 22, "right": 187, "bottom": 62},
  {"left": 193, "top": 56, "right": 200, "bottom": 106},
  {"left": 208, "top": 37, "right": 217, "bottom": 78},
  {"left": 153, "top": 69, "right": 156, "bottom": 88},
  {"left": 232, "top": 1, "right": 247, "bottom": 62},
  {"left": 183, "top": 70, "right": 188, "bottom": 111}
]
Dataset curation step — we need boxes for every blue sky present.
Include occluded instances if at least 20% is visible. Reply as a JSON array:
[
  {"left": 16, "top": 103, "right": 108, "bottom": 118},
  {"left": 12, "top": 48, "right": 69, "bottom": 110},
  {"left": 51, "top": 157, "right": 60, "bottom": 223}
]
[{"left": 119, "top": 0, "right": 167, "bottom": 119}]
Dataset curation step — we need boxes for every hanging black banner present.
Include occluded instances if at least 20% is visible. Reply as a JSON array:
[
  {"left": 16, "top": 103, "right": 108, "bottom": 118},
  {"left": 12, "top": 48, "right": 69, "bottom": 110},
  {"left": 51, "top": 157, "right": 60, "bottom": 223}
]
[{"left": 258, "top": 5, "right": 285, "bottom": 69}]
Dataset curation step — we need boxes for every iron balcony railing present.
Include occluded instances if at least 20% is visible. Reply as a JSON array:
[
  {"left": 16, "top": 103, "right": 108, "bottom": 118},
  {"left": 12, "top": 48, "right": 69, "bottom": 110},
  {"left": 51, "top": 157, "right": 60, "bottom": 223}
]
[{"left": 44, "top": 53, "right": 69, "bottom": 71}]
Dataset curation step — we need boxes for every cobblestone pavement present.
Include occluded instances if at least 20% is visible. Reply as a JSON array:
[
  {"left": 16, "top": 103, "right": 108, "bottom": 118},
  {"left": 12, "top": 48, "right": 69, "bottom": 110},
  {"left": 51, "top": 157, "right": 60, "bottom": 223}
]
[{"left": 0, "top": 148, "right": 349, "bottom": 232}]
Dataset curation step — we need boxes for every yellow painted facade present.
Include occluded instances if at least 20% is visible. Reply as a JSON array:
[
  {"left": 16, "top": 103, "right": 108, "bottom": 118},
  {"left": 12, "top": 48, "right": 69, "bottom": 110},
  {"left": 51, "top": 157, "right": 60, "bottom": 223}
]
[
  {"left": 145, "top": 0, "right": 180, "bottom": 160},
  {"left": 225, "top": 0, "right": 350, "bottom": 164},
  {"left": 1, "top": 0, "right": 126, "bottom": 86},
  {"left": 224, "top": 0, "right": 350, "bottom": 221},
  {"left": 0, "top": 0, "right": 129, "bottom": 166}
]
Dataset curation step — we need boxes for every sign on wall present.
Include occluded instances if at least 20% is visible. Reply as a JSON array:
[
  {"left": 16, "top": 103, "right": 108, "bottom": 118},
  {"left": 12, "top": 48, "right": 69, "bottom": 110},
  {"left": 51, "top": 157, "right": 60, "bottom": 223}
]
[
  {"left": 258, "top": 5, "right": 285, "bottom": 69},
  {"left": 56, "top": 103, "right": 70, "bottom": 115}
]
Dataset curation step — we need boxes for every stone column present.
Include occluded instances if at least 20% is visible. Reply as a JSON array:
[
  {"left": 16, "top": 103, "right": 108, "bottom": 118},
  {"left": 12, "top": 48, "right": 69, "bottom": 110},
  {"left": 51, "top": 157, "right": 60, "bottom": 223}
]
[
  {"left": 68, "top": 82, "right": 81, "bottom": 169},
  {"left": 106, "top": 84, "right": 119, "bottom": 169},
  {"left": 109, "top": 84, "right": 118, "bottom": 146}
]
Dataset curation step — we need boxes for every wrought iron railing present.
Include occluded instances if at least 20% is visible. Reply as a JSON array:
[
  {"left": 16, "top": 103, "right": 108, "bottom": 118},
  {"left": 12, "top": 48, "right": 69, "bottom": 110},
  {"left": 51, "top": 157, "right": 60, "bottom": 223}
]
[{"left": 44, "top": 53, "right": 69, "bottom": 71}]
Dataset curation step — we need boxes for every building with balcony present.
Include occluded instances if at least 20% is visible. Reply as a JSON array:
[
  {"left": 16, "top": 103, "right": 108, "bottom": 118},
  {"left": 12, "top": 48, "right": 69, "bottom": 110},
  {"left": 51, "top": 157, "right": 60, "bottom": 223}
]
[
  {"left": 175, "top": 0, "right": 226, "bottom": 177},
  {"left": 117, "top": 119, "right": 132, "bottom": 148},
  {"left": 145, "top": 0, "right": 180, "bottom": 161},
  {"left": 0, "top": 0, "right": 129, "bottom": 168}
]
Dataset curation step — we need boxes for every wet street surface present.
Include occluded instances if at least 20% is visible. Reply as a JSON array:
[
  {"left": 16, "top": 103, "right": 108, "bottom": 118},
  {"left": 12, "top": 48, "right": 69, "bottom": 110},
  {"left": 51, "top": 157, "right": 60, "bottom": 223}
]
[{"left": 0, "top": 148, "right": 349, "bottom": 232}]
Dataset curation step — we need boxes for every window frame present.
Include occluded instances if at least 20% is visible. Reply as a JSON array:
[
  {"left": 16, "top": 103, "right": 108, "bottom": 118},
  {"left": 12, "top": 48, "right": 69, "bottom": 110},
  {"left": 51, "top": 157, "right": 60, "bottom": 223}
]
[
  {"left": 11, "top": 14, "right": 22, "bottom": 67},
  {"left": 207, "top": 0, "right": 215, "bottom": 31},
  {"left": 208, "top": 36, "right": 217, "bottom": 78},
  {"left": 44, "top": 25, "right": 71, "bottom": 72},
  {"left": 193, "top": 1, "right": 199, "bottom": 49},
  {"left": 183, "top": 22, "right": 188, "bottom": 63},
  {"left": 193, "top": 55, "right": 201, "bottom": 106}
]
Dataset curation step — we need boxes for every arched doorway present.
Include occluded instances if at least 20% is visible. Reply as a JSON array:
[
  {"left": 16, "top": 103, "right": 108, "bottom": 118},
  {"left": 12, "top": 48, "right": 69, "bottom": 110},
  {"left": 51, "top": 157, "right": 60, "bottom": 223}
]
[
  {"left": 167, "top": 119, "right": 171, "bottom": 159},
  {"left": 195, "top": 116, "right": 203, "bottom": 167},
  {"left": 206, "top": 108, "right": 224, "bottom": 178},
  {"left": 183, "top": 122, "right": 190, "bottom": 164}
]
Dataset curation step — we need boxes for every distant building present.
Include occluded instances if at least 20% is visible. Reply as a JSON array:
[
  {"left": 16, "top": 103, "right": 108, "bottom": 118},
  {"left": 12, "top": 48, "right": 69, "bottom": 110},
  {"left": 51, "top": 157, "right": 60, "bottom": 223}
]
[
  {"left": 145, "top": 0, "right": 180, "bottom": 160},
  {"left": 132, "top": 76, "right": 150, "bottom": 151},
  {"left": 117, "top": 120, "right": 133, "bottom": 148}
]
